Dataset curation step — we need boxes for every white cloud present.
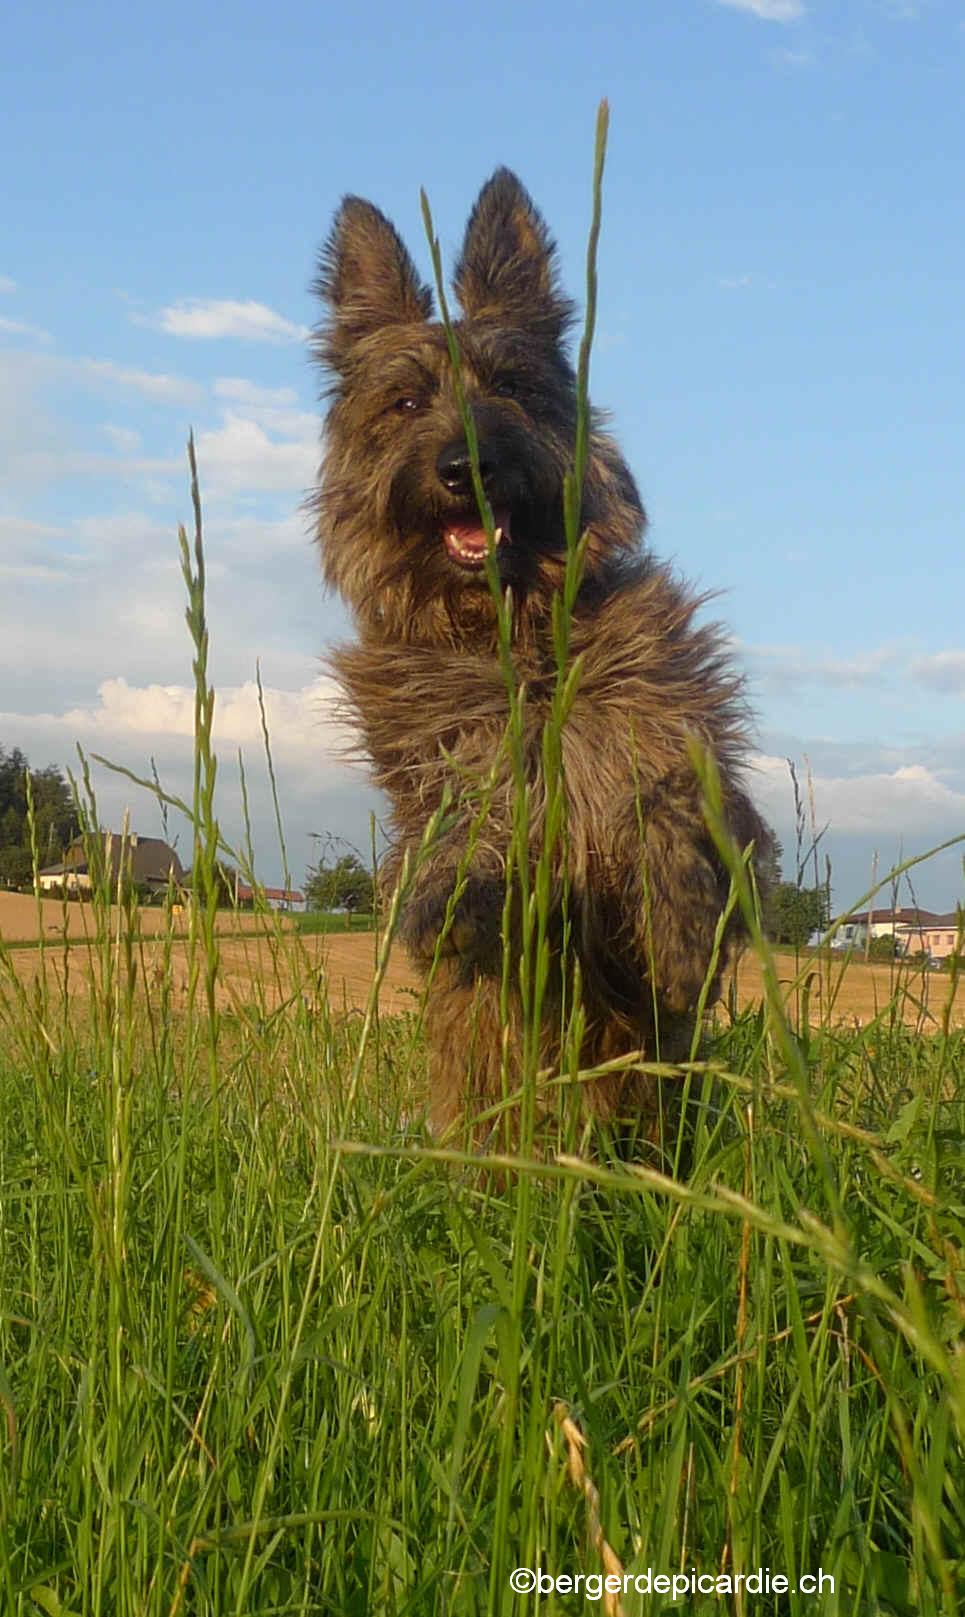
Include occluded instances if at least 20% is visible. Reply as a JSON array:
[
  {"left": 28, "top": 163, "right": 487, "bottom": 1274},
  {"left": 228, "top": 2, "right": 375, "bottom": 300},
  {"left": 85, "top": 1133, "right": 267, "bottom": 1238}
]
[
  {"left": 102, "top": 424, "right": 143, "bottom": 454},
  {"left": 80, "top": 358, "right": 202, "bottom": 405},
  {"left": 0, "top": 677, "right": 356, "bottom": 799},
  {"left": 752, "top": 752, "right": 965, "bottom": 838},
  {"left": 214, "top": 377, "right": 300, "bottom": 409},
  {"left": 0, "top": 314, "right": 53, "bottom": 344},
  {"left": 907, "top": 651, "right": 965, "bottom": 694},
  {"left": 0, "top": 495, "right": 331, "bottom": 719},
  {"left": 0, "top": 678, "right": 377, "bottom": 885},
  {"left": 156, "top": 299, "right": 309, "bottom": 344},
  {"left": 207, "top": 509, "right": 313, "bottom": 559},
  {"left": 744, "top": 642, "right": 899, "bottom": 688},
  {"left": 209, "top": 380, "right": 316, "bottom": 442},
  {"left": 0, "top": 276, "right": 17, "bottom": 294},
  {"left": 0, "top": 354, "right": 66, "bottom": 489},
  {"left": 71, "top": 508, "right": 180, "bottom": 557},
  {"left": 0, "top": 517, "right": 72, "bottom": 583},
  {"left": 0, "top": 352, "right": 185, "bottom": 502},
  {"left": 24, "top": 448, "right": 181, "bottom": 485},
  {"left": 194, "top": 413, "right": 316, "bottom": 494},
  {"left": 0, "top": 348, "right": 201, "bottom": 406},
  {"left": 745, "top": 641, "right": 965, "bottom": 698},
  {"left": 37, "top": 674, "right": 346, "bottom": 756},
  {"left": 0, "top": 512, "right": 195, "bottom": 694},
  {"left": 0, "top": 515, "right": 68, "bottom": 543},
  {"left": 0, "top": 349, "right": 319, "bottom": 505},
  {"left": 0, "top": 561, "right": 71, "bottom": 582},
  {"left": 715, "top": 0, "right": 804, "bottom": 18}
]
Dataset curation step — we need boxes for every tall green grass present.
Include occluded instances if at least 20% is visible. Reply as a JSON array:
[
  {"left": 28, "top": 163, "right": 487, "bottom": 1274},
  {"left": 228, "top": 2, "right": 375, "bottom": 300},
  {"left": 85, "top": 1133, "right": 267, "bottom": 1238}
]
[{"left": 0, "top": 103, "right": 963, "bottom": 1615}]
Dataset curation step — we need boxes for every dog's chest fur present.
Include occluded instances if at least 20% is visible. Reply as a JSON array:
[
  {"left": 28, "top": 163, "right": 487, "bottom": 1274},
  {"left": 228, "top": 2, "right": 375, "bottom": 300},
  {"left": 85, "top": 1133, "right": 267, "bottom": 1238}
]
[{"left": 333, "top": 556, "right": 746, "bottom": 876}]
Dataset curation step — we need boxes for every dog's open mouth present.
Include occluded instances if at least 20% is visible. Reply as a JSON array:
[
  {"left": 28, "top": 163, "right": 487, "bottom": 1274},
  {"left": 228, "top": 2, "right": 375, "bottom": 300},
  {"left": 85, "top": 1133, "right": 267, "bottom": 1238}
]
[{"left": 443, "top": 507, "right": 511, "bottom": 570}]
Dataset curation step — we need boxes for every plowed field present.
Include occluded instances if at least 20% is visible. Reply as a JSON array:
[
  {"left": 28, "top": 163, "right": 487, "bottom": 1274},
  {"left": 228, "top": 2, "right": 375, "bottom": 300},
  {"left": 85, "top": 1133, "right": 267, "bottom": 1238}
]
[{"left": 2, "top": 893, "right": 962, "bottom": 1029}]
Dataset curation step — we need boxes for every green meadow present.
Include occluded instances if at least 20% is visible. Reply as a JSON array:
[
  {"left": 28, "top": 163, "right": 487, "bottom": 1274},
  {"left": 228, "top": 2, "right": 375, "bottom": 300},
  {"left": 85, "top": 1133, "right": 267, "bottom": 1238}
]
[{"left": 1, "top": 859, "right": 963, "bottom": 1615}]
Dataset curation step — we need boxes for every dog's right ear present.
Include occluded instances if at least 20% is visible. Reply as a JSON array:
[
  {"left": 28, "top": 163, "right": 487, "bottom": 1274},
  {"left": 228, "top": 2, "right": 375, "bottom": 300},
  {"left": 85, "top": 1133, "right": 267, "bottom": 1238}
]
[{"left": 314, "top": 197, "right": 433, "bottom": 370}]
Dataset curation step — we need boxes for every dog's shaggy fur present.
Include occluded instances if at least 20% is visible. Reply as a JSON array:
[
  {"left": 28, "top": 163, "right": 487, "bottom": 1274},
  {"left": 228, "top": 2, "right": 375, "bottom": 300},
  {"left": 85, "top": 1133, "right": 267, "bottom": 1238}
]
[{"left": 313, "top": 170, "right": 769, "bottom": 1148}]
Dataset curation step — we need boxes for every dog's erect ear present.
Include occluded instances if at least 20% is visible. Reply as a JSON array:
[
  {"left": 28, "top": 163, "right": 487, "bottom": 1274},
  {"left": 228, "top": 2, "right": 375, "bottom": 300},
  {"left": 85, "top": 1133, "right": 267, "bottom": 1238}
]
[
  {"left": 315, "top": 196, "right": 433, "bottom": 369},
  {"left": 454, "top": 169, "right": 574, "bottom": 341}
]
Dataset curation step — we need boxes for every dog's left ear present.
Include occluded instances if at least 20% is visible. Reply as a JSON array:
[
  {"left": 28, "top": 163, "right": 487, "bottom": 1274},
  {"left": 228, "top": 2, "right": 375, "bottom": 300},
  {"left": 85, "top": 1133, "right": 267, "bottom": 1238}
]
[{"left": 454, "top": 169, "right": 574, "bottom": 341}]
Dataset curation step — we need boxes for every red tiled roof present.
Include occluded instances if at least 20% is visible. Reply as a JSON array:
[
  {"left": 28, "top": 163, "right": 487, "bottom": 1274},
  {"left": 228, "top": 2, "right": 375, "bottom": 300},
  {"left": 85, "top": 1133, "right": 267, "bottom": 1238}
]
[
  {"left": 236, "top": 883, "right": 305, "bottom": 903},
  {"left": 838, "top": 907, "right": 940, "bottom": 927}
]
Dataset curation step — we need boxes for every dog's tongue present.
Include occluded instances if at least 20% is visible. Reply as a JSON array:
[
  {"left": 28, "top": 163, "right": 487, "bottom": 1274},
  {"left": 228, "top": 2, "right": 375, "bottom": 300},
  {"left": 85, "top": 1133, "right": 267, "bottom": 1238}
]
[{"left": 443, "top": 509, "right": 511, "bottom": 566}]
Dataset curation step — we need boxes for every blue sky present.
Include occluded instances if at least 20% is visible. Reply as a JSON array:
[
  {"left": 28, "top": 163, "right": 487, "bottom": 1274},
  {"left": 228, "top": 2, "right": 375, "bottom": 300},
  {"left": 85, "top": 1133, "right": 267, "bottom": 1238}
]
[{"left": 1, "top": 0, "right": 963, "bottom": 909}]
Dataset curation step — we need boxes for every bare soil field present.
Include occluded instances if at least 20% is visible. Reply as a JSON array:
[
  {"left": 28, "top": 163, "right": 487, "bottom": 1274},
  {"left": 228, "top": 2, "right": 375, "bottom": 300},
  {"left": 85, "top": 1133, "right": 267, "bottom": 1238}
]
[
  {"left": 0, "top": 928, "right": 418, "bottom": 1019},
  {"left": 0, "top": 891, "right": 290, "bottom": 944},
  {"left": 729, "top": 948, "right": 964, "bottom": 1031},
  {"left": 2, "top": 911, "right": 962, "bottom": 1029}
]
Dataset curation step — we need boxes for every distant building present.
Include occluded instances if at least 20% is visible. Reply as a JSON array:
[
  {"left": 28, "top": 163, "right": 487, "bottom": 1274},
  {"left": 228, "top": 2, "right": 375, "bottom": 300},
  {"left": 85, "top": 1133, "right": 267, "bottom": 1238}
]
[
  {"left": 912, "top": 913, "right": 964, "bottom": 963},
  {"left": 235, "top": 882, "right": 306, "bottom": 914},
  {"left": 38, "top": 832, "right": 186, "bottom": 896},
  {"left": 827, "top": 906, "right": 962, "bottom": 960}
]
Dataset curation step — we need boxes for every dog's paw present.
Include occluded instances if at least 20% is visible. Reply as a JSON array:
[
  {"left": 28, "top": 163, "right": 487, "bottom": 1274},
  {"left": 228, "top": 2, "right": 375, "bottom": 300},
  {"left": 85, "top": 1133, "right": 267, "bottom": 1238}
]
[{"left": 400, "top": 876, "right": 503, "bottom": 964}]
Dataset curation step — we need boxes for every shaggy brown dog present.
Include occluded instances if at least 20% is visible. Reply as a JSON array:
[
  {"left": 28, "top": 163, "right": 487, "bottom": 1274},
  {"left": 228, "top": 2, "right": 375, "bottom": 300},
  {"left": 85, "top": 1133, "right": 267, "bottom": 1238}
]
[{"left": 313, "top": 170, "right": 769, "bottom": 1151}]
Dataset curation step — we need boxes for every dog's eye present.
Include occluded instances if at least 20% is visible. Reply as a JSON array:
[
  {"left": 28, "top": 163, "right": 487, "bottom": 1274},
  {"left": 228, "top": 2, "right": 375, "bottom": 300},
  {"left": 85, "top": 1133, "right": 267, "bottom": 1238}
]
[
  {"left": 393, "top": 396, "right": 421, "bottom": 414},
  {"left": 492, "top": 378, "right": 518, "bottom": 400}
]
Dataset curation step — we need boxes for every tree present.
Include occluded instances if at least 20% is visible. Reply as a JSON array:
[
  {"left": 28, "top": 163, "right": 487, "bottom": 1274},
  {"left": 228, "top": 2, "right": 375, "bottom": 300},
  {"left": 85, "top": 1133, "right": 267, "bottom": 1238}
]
[
  {"left": 0, "top": 747, "right": 29, "bottom": 821},
  {"left": 0, "top": 745, "right": 79, "bottom": 887},
  {"left": 183, "top": 860, "right": 238, "bottom": 907},
  {"left": 305, "top": 852, "right": 374, "bottom": 914},
  {"left": 757, "top": 828, "right": 784, "bottom": 935},
  {"left": 0, "top": 846, "right": 32, "bottom": 889},
  {"left": 767, "top": 883, "right": 830, "bottom": 949},
  {"left": 30, "top": 764, "right": 79, "bottom": 863}
]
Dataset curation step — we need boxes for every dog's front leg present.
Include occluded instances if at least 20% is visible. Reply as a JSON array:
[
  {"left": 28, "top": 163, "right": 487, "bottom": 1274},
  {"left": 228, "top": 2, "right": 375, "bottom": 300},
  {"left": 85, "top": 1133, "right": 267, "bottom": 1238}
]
[
  {"left": 397, "top": 854, "right": 506, "bottom": 970},
  {"left": 628, "top": 783, "right": 764, "bottom": 1016}
]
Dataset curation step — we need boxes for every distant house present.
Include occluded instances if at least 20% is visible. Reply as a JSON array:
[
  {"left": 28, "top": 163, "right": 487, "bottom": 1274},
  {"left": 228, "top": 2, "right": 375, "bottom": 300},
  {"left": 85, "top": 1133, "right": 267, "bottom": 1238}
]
[
  {"left": 38, "top": 833, "right": 185, "bottom": 896},
  {"left": 235, "top": 882, "right": 306, "bottom": 914},
  {"left": 912, "top": 913, "right": 964, "bottom": 963},
  {"left": 827, "top": 906, "right": 962, "bottom": 960}
]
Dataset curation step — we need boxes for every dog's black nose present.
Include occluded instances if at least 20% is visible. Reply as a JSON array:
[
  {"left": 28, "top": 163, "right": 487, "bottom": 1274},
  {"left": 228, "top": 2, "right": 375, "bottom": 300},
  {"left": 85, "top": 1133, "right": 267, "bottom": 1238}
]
[{"left": 436, "top": 442, "right": 493, "bottom": 497}]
